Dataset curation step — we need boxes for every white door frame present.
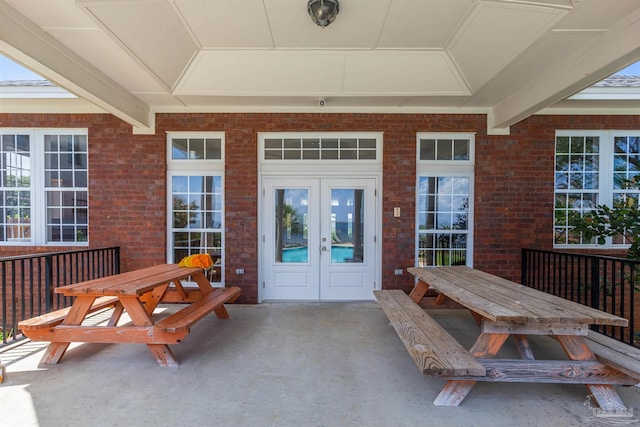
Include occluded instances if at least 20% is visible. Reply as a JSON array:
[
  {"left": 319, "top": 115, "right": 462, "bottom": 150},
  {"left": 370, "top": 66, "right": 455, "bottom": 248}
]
[
  {"left": 261, "top": 177, "right": 379, "bottom": 301},
  {"left": 257, "top": 132, "right": 383, "bottom": 302}
]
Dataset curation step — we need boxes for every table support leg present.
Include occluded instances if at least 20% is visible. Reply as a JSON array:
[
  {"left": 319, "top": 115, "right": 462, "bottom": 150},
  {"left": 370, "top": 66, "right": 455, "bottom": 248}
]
[
  {"left": 213, "top": 305, "right": 231, "bottom": 319},
  {"left": 39, "top": 343, "right": 71, "bottom": 365},
  {"left": 514, "top": 335, "right": 535, "bottom": 360},
  {"left": 556, "top": 335, "right": 629, "bottom": 415},
  {"left": 147, "top": 344, "right": 179, "bottom": 367},
  {"left": 107, "top": 302, "right": 125, "bottom": 327},
  {"left": 39, "top": 296, "right": 95, "bottom": 365},
  {"left": 139, "top": 283, "right": 170, "bottom": 314},
  {"left": 434, "top": 293, "right": 447, "bottom": 305},
  {"left": 434, "top": 333, "right": 509, "bottom": 406},
  {"left": 408, "top": 280, "right": 429, "bottom": 304},
  {"left": 119, "top": 296, "right": 180, "bottom": 366}
]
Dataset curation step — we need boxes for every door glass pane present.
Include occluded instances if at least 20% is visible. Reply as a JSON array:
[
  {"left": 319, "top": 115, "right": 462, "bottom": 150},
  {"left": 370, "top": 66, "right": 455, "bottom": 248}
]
[
  {"left": 331, "top": 189, "right": 364, "bottom": 263},
  {"left": 275, "top": 188, "right": 309, "bottom": 263}
]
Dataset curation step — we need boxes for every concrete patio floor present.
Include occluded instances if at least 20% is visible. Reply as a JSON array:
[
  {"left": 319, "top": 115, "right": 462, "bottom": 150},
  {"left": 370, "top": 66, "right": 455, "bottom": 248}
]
[{"left": 1, "top": 302, "right": 638, "bottom": 427}]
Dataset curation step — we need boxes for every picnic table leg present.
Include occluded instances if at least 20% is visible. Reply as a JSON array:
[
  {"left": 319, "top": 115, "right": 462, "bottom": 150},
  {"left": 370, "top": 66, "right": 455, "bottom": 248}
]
[
  {"left": 408, "top": 280, "right": 429, "bottom": 304},
  {"left": 118, "top": 296, "right": 180, "bottom": 367},
  {"left": 39, "top": 342, "right": 71, "bottom": 365},
  {"left": 514, "top": 335, "right": 535, "bottom": 360},
  {"left": 192, "top": 270, "right": 215, "bottom": 295},
  {"left": 146, "top": 344, "right": 180, "bottom": 367},
  {"left": 557, "top": 335, "right": 629, "bottom": 415},
  {"left": 107, "top": 301, "right": 125, "bottom": 327},
  {"left": 191, "top": 270, "right": 238, "bottom": 319},
  {"left": 139, "top": 283, "right": 171, "bottom": 314},
  {"left": 39, "top": 296, "right": 96, "bottom": 365},
  {"left": 434, "top": 332, "right": 509, "bottom": 406}
]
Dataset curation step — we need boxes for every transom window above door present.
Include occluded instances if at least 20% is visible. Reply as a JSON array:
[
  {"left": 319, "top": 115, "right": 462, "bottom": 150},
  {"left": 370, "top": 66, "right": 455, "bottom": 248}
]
[
  {"left": 259, "top": 133, "right": 383, "bottom": 175},
  {"left": 262, "top": 134, "right": 379, "bottom": 161}
]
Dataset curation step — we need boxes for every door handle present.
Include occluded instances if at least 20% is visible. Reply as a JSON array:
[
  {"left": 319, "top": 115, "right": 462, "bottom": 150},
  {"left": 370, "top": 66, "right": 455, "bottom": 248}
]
[{"left": 321, "top": 246, "right": 328, "bottom": 252}]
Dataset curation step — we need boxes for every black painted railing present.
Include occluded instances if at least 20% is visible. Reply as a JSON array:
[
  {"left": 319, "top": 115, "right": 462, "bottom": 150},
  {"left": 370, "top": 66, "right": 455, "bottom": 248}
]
[
  {"left": 522, "top": 248, "right": 638, "bottom": 347},
  {"left": 0, "top": 247, "right": 120, "bottom": 348}
]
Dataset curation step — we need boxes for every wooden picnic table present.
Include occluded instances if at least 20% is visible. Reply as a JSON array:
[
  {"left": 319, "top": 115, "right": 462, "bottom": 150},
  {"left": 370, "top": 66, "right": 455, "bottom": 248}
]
[
  {"left": 19, "top": 264, "right": 241, "bottom": 366},
  {"left": 400, "top": 266, "right": 635, "bottom": 412}
]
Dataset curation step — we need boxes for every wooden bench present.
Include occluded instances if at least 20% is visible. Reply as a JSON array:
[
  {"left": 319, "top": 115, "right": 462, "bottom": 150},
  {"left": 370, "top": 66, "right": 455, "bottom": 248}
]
[
  {"left": 156, "top": 286, "right": 241, "bottom": 335},
  {"left": 19, "top": 296, "right": 119, "bottom": 331},
  {"left": 585, "top": 330, "right": 640, "bottom": 383},
  {"left": 374, "top": 289, "right": 485, "bottom": 377}
]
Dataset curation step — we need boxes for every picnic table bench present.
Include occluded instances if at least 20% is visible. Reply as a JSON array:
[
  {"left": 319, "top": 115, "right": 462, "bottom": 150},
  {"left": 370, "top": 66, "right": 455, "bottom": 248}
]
[
  {"left": 374, "top": 266, "right": 637, "bottom": 415},
  {"left": 18, "top": 264, "right": 241, "bottom": 366},
  {"left": 585, "top": 330, "right": 640, "bottom": 383}
]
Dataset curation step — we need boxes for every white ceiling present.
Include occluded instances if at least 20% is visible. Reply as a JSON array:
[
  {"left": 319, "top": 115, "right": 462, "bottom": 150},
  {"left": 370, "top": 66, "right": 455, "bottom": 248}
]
[{"left": 1, "top": 0, "right": 640, "bottom": 133}]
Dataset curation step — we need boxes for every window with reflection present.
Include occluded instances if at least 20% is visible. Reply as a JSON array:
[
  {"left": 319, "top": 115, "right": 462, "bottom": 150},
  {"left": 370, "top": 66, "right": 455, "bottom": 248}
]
[
  {"left": 45, "top": 134, "right": 88, "bottom": 243},
  {"left": 168, "top": 133, "right": 224, "bottom": 285},
  {"left": 417, "top": 177, "right": 469, "bottom": 267},
  {"left": 554, "top": 131, "right": 640, "bottom": 248},
  {"left": 416, "top": 133, "right": 474, "bottom": 267},
  {"left": 274, "top": 188, "right": 309, "bottom": 263},
  {"left": 0, "top": 129, "right": 88, "bottom": 245}
]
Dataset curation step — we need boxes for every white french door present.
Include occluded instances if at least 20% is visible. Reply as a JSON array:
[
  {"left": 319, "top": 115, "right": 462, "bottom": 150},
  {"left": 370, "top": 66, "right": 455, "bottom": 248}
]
[{"left": 262, "top": 177, "right": 377, "bottom": 301}]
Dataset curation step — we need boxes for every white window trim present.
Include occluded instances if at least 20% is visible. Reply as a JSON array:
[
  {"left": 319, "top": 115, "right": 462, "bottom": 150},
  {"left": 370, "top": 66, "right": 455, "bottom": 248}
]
[
  {"left": 166, "top": 132, "right": 225, "bottom": 285},
  {"left": 258, "top": 132, "right": 383, "bottom": 175},
  {"left": 416, "top": 132, "right": 476, "bottom": 166},
  {"left": 416, "top": 133, "right": 475, "bottom": 267},
  {"left": 554, "top": 130, "right": 640, "bottom": 250},
  {"left": 166, "top": 131, "right": 225, "bottom": 172},
  {"left": 0, "top": 128, "right": 89, "bottom": 246}
]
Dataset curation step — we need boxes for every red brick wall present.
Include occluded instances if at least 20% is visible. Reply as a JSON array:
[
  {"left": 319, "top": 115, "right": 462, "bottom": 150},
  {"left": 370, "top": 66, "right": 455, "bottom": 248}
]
[{"left": 1, "top": 112, "right": 639, "bottom": 304}]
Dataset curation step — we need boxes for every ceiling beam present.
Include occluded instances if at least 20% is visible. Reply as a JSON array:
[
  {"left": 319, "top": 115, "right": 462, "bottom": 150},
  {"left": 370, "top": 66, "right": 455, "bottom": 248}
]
[
  {"left": 490, "top": 12, "right": 640, "bottom": 130},
  {"left": 0, "top": 1, "right": 153, "bottom": 133}
]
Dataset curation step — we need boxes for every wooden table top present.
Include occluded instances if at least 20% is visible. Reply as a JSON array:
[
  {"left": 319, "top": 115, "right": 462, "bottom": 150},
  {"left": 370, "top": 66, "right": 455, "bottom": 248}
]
[
  {"left": 55, "top": 264, "right": 204, "bottom": 297},
  {"left": 407, "top": 266, "right": 628, "bottom": 327}
]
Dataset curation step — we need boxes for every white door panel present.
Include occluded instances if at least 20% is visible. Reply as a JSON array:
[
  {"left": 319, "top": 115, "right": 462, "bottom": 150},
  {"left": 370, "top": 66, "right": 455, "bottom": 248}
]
[{"left": 262, "top": 177, "right": 376, "bottom": 301}]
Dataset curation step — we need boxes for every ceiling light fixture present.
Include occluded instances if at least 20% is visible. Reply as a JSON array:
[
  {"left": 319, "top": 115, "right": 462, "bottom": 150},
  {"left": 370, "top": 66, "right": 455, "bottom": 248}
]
[{"left": 307, "top": 0, "right": 340, "bottom": 28}]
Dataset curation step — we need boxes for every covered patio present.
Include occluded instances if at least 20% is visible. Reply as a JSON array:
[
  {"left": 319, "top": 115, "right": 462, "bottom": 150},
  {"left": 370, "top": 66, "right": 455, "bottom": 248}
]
[
  {"left": 2, "top": 302, "right": 638, "bottom": 426},
  {"left": 1, "top": 1, "right": 640, "bottom": 425}
]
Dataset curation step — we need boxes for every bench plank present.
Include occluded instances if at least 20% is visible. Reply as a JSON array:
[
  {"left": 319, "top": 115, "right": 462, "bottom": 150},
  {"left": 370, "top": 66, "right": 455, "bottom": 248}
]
[
  {"left": 19, "top": 296, "right": 119, "bottom": 330},
  {"left": 374, "top": 289, "right": 485, "bottom": 377},
  {"left": 156, "top": 287, "right": 241, "bottom": 334},
  {"left": 586, "top": 331, "right": 640, "bottom": 381}
]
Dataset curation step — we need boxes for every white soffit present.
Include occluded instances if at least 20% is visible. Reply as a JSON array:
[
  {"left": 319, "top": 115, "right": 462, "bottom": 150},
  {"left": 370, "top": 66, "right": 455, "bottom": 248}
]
[
  {"left": 176, "top": 51, "right": 345, "bottom": 95},
  {"left": 175, "top": 51, "right": 469, "bottom": 96},
  {"left": 343, "top": 52, "right": 468, "bottom": 95},
  {"left": 552, "top": 0, "right": 640, "bottom": 29},
  {"left": 377, "top": 0, "right": 472, "bottom": 48},
  {"left": 81, "top": 1, "right": 198, "bottom": 89},
  {"left": 43, "top": 28, "right": 166, "bottom": 93},
  {"left": 467, "top": 31, "right": 600, "bottom": 106},
  {"left": 449, "top": 1, "right": 569, "bottom": 91},
  {"left": 5, "top": 0, "right": 95, "bottom": 28},
  {"left": 175, "top": 0, "right": 273, "bottom": 48}
]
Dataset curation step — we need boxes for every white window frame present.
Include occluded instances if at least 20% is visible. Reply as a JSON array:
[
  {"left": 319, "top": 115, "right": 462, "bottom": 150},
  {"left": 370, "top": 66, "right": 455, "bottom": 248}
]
[
  {"left": 0, "top": 128, "right": 89, "bottom": 246},
  {"left": 554, "top": 130, "right": 640, "bottom": 250},
  {"left": 416, "top": 133, "right": 475, "bottom": 267},
  {"left": 166, "top": 132, "right": 225, "bottom": 285},
  {"left": 258, "top": 132, "right": 383, "bottom": 175}
]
